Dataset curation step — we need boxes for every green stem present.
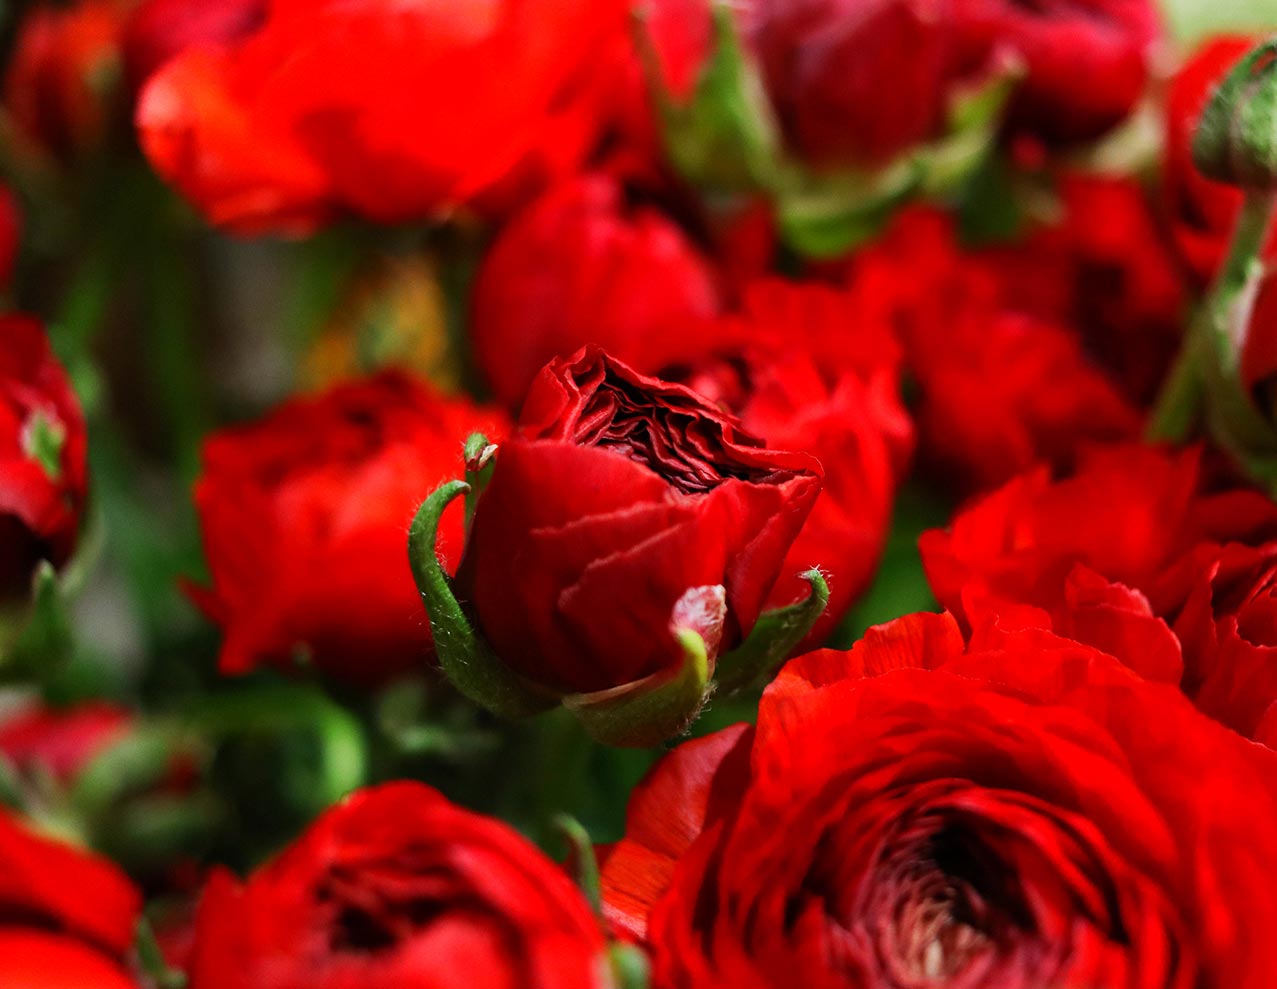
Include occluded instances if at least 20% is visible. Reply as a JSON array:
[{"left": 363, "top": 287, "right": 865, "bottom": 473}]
[{"left": 1145, "top": 329, "right": 1203, "bottom": 441}]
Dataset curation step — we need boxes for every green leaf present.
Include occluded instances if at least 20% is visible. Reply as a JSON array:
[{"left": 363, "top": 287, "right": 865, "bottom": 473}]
[{"left": 2, "top": 563, "right": 74, "bottom": 685}]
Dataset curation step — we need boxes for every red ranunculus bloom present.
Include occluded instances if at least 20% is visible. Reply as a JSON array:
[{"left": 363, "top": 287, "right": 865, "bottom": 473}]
[
  {"left": 457, "top": 348, "right": 821, "bottom": 695},
  {"left": 0, "top": 701, "right": 132, "bottom": 781},
  {"left": 0, "top": 186, "right": 19, "bottom": 289},
  {"left": 0, "top": 316, "right": 90, "bottom": 598},
  {"left": 0, "top": 807, "right": 142, "bottom": 988},
  {"left": 842, "top": 208, "right": 1139, "bottom": 493},
  {"left": 189, "top": 372, "right": 509, "bottom": 686},
  {"left": 122, "top": 0, "right": 265, "bottom": 90},
  {"left": 601, "top": 611, "right": 1277, "bottom": 987},
  {"left": 951, "top": 0, "right": 1160, "bottom": 144},
  {"left": 472, "top": 175, "right": 722, "bottom": 410},
  {"left": 1163, "top": 35, "right": 1277, "bottom": 285},
  {"left": 982, "top": 173, "right": 1187, "bottom": 405},
  {"left": 920, "top": 443, "right": 1277, "bottom": 740},
  {"left": 3, "top": 0, "right": 129, "bottom": 158},
  {"left": 135, "top": 0, "right": 628, "bottom": 234},
  {"left": 186, "top": 782, "right": 608, "bottom": 989},
  {"left": 644, "top": 0, "right": 955, "bottom": 168},
  {"left": 667, "top": 280, "right": 913, "bottom": 648}
]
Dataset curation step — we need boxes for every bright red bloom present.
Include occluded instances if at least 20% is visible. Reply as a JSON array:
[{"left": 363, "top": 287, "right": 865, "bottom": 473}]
[
  {"left": 189, "top": 372, "right": 509, "bottom": 686},
  {"left": 669, "top": 281, "right": 913, "bottom": 648},
  {"left": 983, "top": 173, "right": 1187, "bottom": 404},
  {"left": 951, "top": 0, "right": 1159, "bottom": 143},
  {"left": 0, "top": 701, "right": 132, "bottom": 781},
  {"left": 920, "top": 443, "right": 1277, "bottom": 740},
  {"left": 602, "top": 612, "right": 1277, "bottom": 987},
  {"left": 136, "top": 0, "right": 628, "bottom": 234},
  {"left": 0, "top": 316, "right": 89, "bottom": 598},
  {"left": 1163, "top": 35, "right": 1277, "bottom": 285},
  {"left": 187, "top": 782, "right": 608, "bottom": 989},
  {"left": 0, "top": 807, "right": 141, "bottom": 988},
  {"left": 3, "top": 0, "right": 130, "bottom": 158},
  {"left": 644, "top": 0, "right": 955, "bottom": 168},
  {"left": 122, "top": 0, "right": 265, "bottom": 90},
  {"left": 0, "top": 186, "right": 19, "bottom": 289},
  {"left": 843, "top": 208, "right": 1139, "bottom": 493},
  {"left": 457, "top": 348, "right": 821, "bottom": 695},
  {"left": 472, "top": 175, "right": 722, "bottom": 410}
]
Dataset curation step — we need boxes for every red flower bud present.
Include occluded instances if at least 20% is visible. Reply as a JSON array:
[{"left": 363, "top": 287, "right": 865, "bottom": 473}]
[
  {"left": 0, "top": 317, "right": 89, "bottom": 599},
  {"left": 189, "top": 372, "right": 509, "bottom": 686},
  {"left": 0, "top": 808, "right": 141, "bottom": 988},
  {"left": 472, "top": 175, "right": 722, "bottom": 410},
  {"left": 456, "top": 348, "right": 822, "bottom": 697},
  {"left": 0, "top": 701, "right": 132, "bottom": 782},
  {"left": 186, "top": 782, "right": 608, "bottom": 989}
]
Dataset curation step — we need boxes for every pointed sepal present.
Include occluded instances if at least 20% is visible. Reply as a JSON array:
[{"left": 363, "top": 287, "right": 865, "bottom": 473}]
[
  {"left": 714, "top": 569, "right": 830, "bottom": 695},
  {"left": 563, "top": 628, "right": 712, "bottom": 748},
  {"left": 407, "top": 480, "right": 553, "bottom": 720}
]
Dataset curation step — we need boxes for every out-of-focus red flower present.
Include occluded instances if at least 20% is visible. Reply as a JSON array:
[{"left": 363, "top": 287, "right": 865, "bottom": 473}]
[
  {"left": 668, "top": 280, "right": 913, "bottom": 648},
  {"left": 1164, "top": 35, "right": 1277, "bottom": 285},
  {"left": 189, "top": 372, "right": 509, "bottom": 686},
  {"left": 457, "top": 348, "right": 821, "bottom": 695},
  {"left": 983, "top": 173, "right": 1187, "bottom": 404},
  {"left": 920, "top": 443, "right": 1277, "bottom": 739},
  {"left": 136, "top": 0, "right": 629, "bottom": 234},
  {"left": 122, "top": 0, "right": 265, "bottom": 90},
  {"left": 643, "top": 0, "right": 956, "bottom": 168},
  {"left": 187, "top": 782, "right": 608, "bottom": 989},
  {"left": 0, "top": 807, "right": 141, "bottom": 988},
  {"left": 0, "top": 317, "right": 89, "bottom": 598},
  {"left": 3, "top": 0, "right": 132, "bottom": 158},
  {"left": 951, "top": 0, "right": 1160, "bottom": 144},
  {"left": 0, "top": 701, "right": 131, "bottom": 781},
  {"left": 472, "top": 175, "right": 722, "bottom": 410},
  {"left": 0, "top": 187, "right": 19, "bottom": 290},
  {"left": 842, "top": 208, "right": 1139, "bottom": 493},
  {"left": 601, "top": 612, "right": 1277, "bottom": 986}
]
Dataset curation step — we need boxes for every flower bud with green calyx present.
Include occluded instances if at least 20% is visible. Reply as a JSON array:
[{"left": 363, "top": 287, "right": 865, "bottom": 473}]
[{"left": 1148, "top": 37, "right": 1277, "bottom": 490}]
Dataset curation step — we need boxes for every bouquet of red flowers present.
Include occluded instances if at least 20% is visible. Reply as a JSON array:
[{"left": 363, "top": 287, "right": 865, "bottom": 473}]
[{"left": 3, "top": 1, "right": 1277, "bottom": 986}]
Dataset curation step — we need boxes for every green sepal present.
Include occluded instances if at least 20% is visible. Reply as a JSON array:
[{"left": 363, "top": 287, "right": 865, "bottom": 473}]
[
  {"left": 22, "top": 411, "right": 66, "bottom": 483},
  {"left": 715, "top": 569, "right": 830, "bottom": 695},
  {"left": 554, "top": 814, "right": 603, "bottom": 918},
  {"left": 407, "top": 480, "right": 553, "bottom": 720},
  {"left": 1193, "top": 39, "right": 1277, "bottom": 190},
  {"left": 1, "top": 562, "right": 74, "bottom": 686},
  {"left": 563, "top": 628, "right": 712, "bottom": 748},
  {"left": 462, "top": 432, "right": 497, "bottom": 530},
  {"left": 135, "top": 916, "right": 187, "bottom": 989}
]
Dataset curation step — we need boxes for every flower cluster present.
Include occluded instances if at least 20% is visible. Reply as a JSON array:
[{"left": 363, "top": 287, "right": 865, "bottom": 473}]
[{"left": 3, "top": 2, "right": 1277, "bottom": 988}]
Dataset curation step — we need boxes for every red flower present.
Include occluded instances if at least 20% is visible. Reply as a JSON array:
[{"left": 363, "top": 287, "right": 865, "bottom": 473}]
[
  {"left": 668, "top": 281, "right": 913, "bottom": 648},
  {"left": 842, "top": 208, "right": 1139, "bottom": 493},
  {"left": 0, "top": 701, "right": 132, "bottom": 781},
  {"left": 643, "top": 0, "right": 955, "bottom": 168},
  {"left": 1163, "top": 35, "right": 1277, "bottom": 285},
  {"left": 472, "top": 175, "right": 722, "bottom": 410},
  {"left": 951, "top": 0, "right": 1160, "bottom": 143},
  {"left": 983, "top": 173, "right": 1187, "bottom": 404},
  {"left": 189, "top": 372, "right": 509, "bottom": 686},
  {"left": 3, "top": 0, "right": 129, "bottom": 158},
  {"left": 122, "top": 0, "right": 265, "bottom": 90},
  {"left": 0, "top": 807, "right": 141, "bottom": 988},
  {"left": 186, "top": 782, "right": 608, "bottom": 989},
  {"left": 457, "top": 348, "right": 821, "bottom": 695},
  {"left": 920, "top": 443, "right": 1277, "bottom": 739},
  {"left": 135, "top": 0, "right": 629, "bottom": 234},
  {"left": 601, "top": 612, "right": 1277, "bottom": 987},
  {"left": 0, "top": 186, "right": 19, "bottom": 289},
  {"left": 0, "top": 316, "right": 89, "bottom": 598}
]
